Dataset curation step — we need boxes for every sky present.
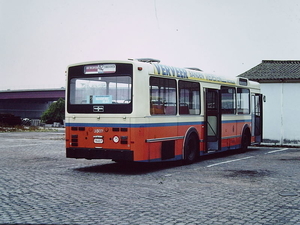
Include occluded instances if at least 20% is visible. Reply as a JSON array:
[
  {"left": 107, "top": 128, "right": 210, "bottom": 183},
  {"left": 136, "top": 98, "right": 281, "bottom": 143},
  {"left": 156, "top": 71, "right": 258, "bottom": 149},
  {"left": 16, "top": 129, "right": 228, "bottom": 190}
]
[{"left": 1, "top": 0, "right": 300, "bottom": 90}]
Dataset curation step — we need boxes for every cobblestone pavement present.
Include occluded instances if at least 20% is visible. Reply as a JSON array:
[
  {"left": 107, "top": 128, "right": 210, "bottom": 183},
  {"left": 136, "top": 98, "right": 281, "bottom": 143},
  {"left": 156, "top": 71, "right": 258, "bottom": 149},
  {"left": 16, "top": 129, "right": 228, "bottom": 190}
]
[{"left": 0, "top": 131, "right": 299, "bottom": 225}]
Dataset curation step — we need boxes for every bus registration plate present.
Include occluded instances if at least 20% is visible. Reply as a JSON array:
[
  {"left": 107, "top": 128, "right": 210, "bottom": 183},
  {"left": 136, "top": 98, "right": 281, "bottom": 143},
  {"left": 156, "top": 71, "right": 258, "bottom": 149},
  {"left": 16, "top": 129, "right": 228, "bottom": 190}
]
[{"left": 94, "top": 138, "right": 104, "bottom": 144}]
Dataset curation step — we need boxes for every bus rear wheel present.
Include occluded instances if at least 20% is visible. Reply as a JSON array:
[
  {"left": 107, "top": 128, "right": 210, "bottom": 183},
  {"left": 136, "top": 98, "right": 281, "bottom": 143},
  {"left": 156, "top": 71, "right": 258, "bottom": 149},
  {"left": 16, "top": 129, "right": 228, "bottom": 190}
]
[
  {"left": 184, "top": 133, "right": 199, "bottom": 164},
  {"left": 240, "top": 129, "right": 250, "bottom": 153}
]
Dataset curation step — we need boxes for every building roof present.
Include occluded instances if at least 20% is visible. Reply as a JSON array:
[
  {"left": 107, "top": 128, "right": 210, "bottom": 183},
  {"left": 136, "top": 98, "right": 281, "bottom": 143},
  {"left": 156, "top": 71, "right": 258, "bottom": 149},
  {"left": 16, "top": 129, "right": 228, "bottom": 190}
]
[
  {"left": 0, "top": 88, "right": 65, "bottom": 100},
  {"left": 238, "top": 60, "right": 300, "bottom": 82}
]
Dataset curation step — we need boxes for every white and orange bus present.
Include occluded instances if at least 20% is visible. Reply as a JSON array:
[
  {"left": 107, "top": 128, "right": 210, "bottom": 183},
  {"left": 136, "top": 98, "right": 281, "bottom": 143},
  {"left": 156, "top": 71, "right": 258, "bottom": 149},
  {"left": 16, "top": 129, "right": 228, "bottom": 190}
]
[{"left": 65, "top": 58, "right": 263, "bottom": 163}]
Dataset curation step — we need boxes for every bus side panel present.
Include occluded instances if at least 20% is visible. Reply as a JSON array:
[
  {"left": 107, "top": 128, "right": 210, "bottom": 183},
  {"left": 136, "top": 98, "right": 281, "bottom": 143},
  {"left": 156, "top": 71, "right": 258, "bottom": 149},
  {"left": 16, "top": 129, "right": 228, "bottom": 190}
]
[
  {"left": 130, "top": 126, "right": 149, "bottom": 161},
  {"left": 146, "top": 124, "right": 178, "bottom": 162},
  {"left": 221, "top": 121, "right": 237, "bottom": 150},
  {"left": 144, "top": 123, "right": 204, "bottom": 162},
  {"left": 220, "top": 120, "right": 251, "bottom": 150}
]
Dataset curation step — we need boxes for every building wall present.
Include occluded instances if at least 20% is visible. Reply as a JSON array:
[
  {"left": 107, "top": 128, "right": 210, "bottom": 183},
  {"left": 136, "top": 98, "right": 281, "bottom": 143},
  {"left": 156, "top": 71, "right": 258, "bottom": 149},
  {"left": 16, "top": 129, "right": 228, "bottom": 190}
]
[
  {"left": 261, "top": 82, "right": 300, "bottom": 145},
  {"left": 0, "top": 89, "right": 65, "bottom": 120},
  {"left": 0, "top": 99, "right": 53, "bottom": 119}
]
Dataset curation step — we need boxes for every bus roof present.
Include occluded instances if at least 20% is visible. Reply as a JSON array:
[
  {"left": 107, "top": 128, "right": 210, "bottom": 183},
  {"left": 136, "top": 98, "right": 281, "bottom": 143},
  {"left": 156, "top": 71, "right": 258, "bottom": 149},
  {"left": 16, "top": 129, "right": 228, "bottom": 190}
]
[{"left": 68, "top": 59, "right": 260, "bottom": 89}]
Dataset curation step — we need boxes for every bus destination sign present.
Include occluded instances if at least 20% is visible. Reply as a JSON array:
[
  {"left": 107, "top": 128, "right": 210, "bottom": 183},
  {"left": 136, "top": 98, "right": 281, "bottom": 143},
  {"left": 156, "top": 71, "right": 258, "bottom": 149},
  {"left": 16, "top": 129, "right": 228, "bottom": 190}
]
[{"left": 84, "top": 64, "right": 116, "bottom": 74}]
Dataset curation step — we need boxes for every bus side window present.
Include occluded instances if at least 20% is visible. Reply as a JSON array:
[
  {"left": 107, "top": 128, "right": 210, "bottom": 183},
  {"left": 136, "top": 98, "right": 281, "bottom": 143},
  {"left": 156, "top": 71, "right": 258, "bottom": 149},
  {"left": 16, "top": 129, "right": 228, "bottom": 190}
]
[
  {"left": 221, "top": 86, "right": 236, "bottom": 114},
  {"left": 179, "top": 81, "right": 200, "bottom": 115},
  {"left": 237, "top": 88, "right": 250, "bottom": 114},
  {"left": 150, "top": 77, "right": 177, "bottom": 115}
]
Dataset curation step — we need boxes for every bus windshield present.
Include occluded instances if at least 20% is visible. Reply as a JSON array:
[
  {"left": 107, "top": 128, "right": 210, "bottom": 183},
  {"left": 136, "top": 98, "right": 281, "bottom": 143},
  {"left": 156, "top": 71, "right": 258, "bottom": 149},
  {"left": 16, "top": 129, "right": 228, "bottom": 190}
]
[{"left": 69, "top": 76, "right": 132, "bottom": 105}]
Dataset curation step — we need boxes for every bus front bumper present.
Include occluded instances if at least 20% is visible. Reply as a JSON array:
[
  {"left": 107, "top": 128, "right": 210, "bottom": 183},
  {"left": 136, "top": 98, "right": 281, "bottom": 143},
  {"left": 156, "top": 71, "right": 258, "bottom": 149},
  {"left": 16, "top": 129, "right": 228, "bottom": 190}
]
[{"left": 66, "top": 148, "right": 134, "bottom": 161}]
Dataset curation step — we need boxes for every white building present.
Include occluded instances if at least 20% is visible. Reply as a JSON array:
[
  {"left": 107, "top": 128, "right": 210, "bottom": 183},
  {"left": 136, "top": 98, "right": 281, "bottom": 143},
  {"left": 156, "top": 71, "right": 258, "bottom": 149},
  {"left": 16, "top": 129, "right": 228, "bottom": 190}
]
[{"left": 239, "top": 60, "right": 300, "bottom": 146}]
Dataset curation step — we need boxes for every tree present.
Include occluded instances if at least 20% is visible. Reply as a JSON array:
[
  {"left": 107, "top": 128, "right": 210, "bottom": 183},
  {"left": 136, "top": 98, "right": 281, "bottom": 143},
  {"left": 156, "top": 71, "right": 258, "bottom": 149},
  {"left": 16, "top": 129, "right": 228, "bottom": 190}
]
[{"left": 41, "top": 98, "right": 65, "bottom": 124}]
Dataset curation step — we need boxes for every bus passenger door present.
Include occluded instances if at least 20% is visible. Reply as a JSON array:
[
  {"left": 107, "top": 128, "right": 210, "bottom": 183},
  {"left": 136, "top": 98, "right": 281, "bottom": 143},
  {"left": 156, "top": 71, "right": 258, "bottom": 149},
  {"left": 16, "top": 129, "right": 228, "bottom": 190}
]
[
  {"left": 205, "top": 88, "right": 221, "bottom": 151},
  {"left": 251, "top": 94, "right": 263, "bottom": 143}
]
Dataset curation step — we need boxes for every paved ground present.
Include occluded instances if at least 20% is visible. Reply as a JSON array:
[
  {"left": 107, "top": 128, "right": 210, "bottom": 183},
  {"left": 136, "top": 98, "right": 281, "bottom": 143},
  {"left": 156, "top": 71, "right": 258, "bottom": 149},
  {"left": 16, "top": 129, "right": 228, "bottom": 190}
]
[{"left": 0, "top": 131, "right": 299, "bottom": 225}]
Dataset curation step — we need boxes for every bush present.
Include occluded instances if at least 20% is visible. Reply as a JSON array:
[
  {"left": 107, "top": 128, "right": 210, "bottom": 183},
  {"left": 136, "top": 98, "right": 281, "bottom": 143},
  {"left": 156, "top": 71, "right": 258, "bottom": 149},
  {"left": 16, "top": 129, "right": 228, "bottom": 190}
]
[
  {"left": 0, "top": 113, "right": 22, "bottom": 126},
  {"left": 41, "top": 98, "right": 65, "bottom": 124}
]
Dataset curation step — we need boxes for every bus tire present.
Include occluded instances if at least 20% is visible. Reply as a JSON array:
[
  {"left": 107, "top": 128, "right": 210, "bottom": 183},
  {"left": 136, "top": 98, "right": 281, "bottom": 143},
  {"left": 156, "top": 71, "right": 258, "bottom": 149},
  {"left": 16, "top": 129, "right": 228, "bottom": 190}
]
[
  {"left": 183, "top": 131, "right": 199, "bottom": 164},
  {"left": 240, "top": 128, "right": 250, "bottom": 153}
]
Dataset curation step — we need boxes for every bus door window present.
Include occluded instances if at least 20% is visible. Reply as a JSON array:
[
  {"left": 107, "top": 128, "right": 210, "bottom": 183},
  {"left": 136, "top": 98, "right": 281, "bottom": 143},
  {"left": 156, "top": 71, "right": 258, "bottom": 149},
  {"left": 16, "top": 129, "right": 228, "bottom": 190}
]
[
  {"left": 206, "top": 90, "right": 219, "bottom": 138},
  {"left": 205, "top": 89, "right": 221, "bottom": 151},
  {"left": 251, "top": 94, "right": 263, "bottom": 142}
]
